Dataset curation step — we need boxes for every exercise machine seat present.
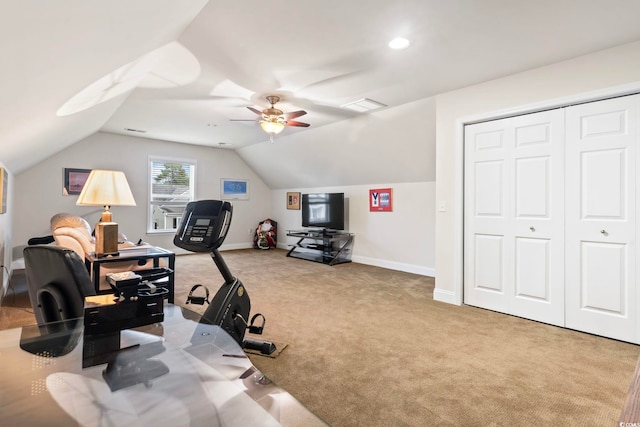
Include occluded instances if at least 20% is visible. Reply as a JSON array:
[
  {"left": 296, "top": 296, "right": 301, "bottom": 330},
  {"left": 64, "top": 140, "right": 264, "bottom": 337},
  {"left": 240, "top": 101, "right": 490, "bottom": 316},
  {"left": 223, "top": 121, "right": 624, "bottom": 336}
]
[{"left": 23, "top": 245, "right": 96, "bottom": 325}]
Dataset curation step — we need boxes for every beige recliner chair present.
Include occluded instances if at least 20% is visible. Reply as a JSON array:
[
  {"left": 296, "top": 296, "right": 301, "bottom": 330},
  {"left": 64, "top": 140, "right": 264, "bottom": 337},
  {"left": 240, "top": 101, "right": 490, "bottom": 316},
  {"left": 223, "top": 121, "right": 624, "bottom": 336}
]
[{"left": 50, "top": 213, "right": 149, "bottom": 292}]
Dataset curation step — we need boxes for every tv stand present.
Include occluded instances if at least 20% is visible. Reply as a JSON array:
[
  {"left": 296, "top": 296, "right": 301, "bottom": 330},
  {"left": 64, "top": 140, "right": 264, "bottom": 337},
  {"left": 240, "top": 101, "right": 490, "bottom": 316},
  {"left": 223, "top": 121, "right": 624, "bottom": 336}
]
[{"left": 286, "top": 230, "right": 354, "bottom": 266}]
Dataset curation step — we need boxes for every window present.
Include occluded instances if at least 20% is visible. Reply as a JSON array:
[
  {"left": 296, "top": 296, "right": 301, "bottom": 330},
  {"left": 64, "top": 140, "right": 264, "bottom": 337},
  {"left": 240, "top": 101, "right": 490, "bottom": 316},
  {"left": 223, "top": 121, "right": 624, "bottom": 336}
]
[{"left": 148, "top": 158, "right": 195, "bottom": 232}]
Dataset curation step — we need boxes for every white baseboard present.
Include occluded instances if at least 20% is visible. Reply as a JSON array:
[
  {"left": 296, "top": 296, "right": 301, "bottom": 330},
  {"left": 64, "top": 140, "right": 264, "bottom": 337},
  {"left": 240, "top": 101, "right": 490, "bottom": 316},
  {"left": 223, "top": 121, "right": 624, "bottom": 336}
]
[
  {"left": 433, "top": 288, "right": 460, "bottom": 306},
  {"left": 172, "top": 243, "right": 253, "bottom": 256},
  {"left": 220, "top": 243, "right": 254, "bottom": 251},
  {"left": 11, "top": 258, "right": 25, "bottom": 270},
  {"left": 277, "top": 244, "right": 434, "bottom": 276},
  {"left": 351, "top": 255, "right": 435, "bottom": 277}
]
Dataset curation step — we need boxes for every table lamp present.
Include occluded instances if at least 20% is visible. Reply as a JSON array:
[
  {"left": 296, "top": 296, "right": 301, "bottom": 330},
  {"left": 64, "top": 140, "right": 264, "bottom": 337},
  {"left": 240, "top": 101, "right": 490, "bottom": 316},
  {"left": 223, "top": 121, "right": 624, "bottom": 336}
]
[{"left": 76, "top": 170, "right": 136, "bottom": 256}]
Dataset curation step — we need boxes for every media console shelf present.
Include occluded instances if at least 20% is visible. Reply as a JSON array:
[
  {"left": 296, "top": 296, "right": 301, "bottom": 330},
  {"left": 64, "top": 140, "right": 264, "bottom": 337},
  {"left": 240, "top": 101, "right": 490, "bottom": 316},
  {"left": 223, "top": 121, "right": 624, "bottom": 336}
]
[{"left": 286, "top": 230, "right": 354, "bottom": 266}]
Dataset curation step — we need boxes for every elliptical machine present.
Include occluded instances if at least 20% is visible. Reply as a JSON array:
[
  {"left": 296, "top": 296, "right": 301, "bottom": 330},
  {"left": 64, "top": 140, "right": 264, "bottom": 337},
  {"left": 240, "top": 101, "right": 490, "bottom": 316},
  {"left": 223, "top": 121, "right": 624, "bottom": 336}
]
[{"left": 174, "top": 200, "right": 276, "bottom": 355}]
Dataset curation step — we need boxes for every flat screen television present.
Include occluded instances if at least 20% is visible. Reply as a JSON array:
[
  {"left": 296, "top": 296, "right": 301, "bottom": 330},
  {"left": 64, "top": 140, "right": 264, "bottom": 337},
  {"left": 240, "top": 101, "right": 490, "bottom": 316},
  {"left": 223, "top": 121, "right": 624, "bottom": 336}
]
[{"left": 301, "top": 193, "right": 345, "bottom": 230}]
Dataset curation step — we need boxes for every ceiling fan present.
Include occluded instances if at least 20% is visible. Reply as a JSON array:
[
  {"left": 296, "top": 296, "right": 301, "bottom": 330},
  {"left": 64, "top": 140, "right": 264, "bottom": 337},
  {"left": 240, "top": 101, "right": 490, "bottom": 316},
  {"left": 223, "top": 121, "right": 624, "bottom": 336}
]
[{"left": 239, "top": 95, "right": 310, "bottom": 141}]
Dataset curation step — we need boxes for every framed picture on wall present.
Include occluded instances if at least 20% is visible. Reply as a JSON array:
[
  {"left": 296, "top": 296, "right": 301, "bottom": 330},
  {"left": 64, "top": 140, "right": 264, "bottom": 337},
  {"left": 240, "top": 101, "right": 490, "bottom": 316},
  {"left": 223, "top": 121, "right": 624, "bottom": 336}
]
[
  {"left": 287, "top": 192, "right": 301, "bottom": 210},
  {"left": 0, "top": 167, "right": 7, "bottom": 214},
  {"left": 220, "top": 178, "right": 249, "bottom": 200},
  {"left": 64, "top": 168, "right": 91, "bottom": 195},
  {"left": 369, "top": 188, "right": 393, "bottom": 212}
]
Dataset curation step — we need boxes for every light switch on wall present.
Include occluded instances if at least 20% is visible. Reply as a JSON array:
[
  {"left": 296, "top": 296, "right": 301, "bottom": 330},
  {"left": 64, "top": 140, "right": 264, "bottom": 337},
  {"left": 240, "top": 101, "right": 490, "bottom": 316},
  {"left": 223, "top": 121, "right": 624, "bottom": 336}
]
[{"left": 438, "top": 201, "right": 447, "bottom": 212}]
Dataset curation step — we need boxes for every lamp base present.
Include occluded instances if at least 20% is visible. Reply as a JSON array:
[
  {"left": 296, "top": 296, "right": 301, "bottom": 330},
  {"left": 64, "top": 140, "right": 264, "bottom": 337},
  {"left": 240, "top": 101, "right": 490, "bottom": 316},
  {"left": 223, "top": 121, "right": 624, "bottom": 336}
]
[
  {"left": 95, "top": 222, "right": 119, "bottom": 256},
  {"left": 101, "top": 210, "right": 113, "bottom": 223}
]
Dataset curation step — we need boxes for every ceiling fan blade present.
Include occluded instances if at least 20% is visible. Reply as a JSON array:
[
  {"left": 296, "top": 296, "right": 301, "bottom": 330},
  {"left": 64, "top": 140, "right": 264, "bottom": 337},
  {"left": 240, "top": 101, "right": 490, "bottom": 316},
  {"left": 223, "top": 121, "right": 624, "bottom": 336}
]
[
  {"left": 247, "top": 106, "right": 263, "bottom": 115},
  {"left": 284, "top": 110, "right": 307, "bottom": 119},
  {"left": 286, "top": 120, "right": 310, "bottom": 127}
]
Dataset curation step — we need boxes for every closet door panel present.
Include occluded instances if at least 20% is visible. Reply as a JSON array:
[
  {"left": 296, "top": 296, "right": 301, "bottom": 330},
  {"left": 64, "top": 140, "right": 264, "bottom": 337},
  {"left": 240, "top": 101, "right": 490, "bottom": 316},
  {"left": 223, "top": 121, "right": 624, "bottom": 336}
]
[
  {"left": 581, "top": 148, "right": 627, "bottom": 220},
  {"left": 474, "top": 160, "right": 504, "bottom": 217},
  {"left": 515, "top": 156, "right": 549, "bottom": 218},
  {"left": 565, "top": 95, "right": 638, "bottom": 343},
  {"left": 515, "top": 237, "right": 550, "bottom": 301},
  {"left": 509, "top": 110, "right": 564, "bottom": 325},
  {"left": 474, "top": 235, "right": 504, "bottom": 293},
  {"left": 464, "top": 119, "right": 513, "bottom": 312},
  {"left": 580, "top": 242, "right": 626, "bottom": 314},
  {"left": 464, "top": 109, "right": 564, "bottom": 325}
]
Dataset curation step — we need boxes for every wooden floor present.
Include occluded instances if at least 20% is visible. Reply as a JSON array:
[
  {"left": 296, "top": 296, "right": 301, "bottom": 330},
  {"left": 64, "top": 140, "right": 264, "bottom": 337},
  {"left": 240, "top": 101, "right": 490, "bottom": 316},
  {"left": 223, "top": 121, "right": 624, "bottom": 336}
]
[
  {"left": 620, "top": 355, "right": 640, "bottom": 423},
  {"left": 0, "top": 269, "right": 37, "bottom": 330}
]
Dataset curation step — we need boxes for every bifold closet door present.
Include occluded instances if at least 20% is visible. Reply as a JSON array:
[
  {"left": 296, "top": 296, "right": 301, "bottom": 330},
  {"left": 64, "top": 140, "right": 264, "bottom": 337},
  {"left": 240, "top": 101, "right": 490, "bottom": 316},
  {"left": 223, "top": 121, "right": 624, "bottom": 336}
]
[
  {"left": 565, "top": 95, "right": 640, "bottom": 343},
  {"left": 464, "top": 109, "right": 565, "bottom": 326}
]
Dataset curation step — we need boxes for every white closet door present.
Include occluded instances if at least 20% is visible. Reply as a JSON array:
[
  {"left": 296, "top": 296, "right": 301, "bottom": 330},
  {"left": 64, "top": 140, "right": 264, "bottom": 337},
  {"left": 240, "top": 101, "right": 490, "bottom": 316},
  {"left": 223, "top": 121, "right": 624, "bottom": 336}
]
[
  {"left": 509, "top": 111, "right": 565, "bottom": 325},
  {"left": 464, "top": 109, "right": 565, "bottom": 325},
  {"left": 565, "top": 95, "right": 639, "bottom": 343},
  {"left": 464, "top": 117, "right": 512, "bottom": 314}
]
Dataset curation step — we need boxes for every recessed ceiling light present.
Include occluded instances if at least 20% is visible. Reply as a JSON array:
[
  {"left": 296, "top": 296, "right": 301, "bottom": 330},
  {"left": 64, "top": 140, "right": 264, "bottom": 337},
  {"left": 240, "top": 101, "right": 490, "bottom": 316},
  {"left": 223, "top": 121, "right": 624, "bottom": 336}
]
[{"left": 388, "top": 37, "right": 410, "bottom": 50}]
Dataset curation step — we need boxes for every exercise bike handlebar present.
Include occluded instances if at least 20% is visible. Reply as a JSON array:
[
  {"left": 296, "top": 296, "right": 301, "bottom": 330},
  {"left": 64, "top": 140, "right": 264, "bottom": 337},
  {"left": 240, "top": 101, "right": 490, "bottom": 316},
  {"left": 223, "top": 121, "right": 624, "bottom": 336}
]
[
  {"left": 174, "top": 200, "right": 237, "bottom": 284},
  {"left": 174, "top": 200, "right": 233, "bottom": 252}
]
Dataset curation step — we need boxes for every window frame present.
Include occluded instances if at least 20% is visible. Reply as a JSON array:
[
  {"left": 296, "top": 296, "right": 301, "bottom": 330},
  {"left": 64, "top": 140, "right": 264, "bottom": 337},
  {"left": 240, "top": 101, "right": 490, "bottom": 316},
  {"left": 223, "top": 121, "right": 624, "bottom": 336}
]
[{"left": 147, "top": 156, "right": 196, "bottom": 233}]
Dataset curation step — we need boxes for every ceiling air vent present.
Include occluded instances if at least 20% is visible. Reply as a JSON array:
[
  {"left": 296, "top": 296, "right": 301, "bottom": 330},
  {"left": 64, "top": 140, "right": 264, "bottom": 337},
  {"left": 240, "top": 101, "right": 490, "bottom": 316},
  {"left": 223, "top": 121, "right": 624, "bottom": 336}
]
[{"left": 341, "top": 98, "right": 387, "bottom": 113}]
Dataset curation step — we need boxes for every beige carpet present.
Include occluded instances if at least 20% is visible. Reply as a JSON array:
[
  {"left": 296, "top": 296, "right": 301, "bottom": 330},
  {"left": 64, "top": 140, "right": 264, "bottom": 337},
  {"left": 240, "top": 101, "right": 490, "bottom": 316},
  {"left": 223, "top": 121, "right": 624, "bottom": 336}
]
[
  {"left": 172, "top": 249, "right": 640, "bottom": 427},
  {"left": 3, "top": 249, "right": 640, "bottom": 426}
]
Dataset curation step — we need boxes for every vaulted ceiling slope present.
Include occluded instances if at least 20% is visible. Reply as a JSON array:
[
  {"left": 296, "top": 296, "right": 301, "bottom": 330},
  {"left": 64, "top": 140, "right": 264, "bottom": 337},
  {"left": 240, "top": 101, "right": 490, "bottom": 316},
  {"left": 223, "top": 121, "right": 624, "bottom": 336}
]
[
  {"left": 1, "top": 0, "right": 208, "bottom": 173},
  {"left": 4, "top": 1, "right": 640, "bottom": 184}
]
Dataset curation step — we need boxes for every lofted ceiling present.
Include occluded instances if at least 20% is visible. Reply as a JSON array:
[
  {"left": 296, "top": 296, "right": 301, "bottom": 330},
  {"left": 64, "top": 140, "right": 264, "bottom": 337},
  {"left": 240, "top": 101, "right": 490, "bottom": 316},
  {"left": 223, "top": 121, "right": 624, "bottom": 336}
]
[{"left": 4, "top": 1, "right": 640, "bottom": 174}]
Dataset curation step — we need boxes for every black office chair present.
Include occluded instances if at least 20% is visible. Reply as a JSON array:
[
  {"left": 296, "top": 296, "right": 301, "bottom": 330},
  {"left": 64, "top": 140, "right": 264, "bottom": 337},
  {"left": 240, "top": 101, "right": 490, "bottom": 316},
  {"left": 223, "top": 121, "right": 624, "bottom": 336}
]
[{"left": 23, "top": 245, "right": 96, "bottom": 325}]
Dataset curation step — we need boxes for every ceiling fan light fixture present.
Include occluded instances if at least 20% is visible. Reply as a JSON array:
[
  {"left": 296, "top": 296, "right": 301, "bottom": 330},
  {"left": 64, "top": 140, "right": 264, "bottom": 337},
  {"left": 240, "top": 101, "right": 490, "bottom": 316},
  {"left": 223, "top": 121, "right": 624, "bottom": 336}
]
[
  {"left": 246, "top": 95, "right": 309, "bottom": 141},
  {"left": 260, "top": 119, "right": 285, "bottom": 135}
]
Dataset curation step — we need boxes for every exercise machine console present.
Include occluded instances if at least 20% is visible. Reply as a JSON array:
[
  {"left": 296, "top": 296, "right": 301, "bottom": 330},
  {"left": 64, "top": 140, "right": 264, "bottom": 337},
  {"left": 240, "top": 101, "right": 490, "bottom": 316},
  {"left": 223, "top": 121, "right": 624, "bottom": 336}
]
[{"left": 174, "top": 200, "right": 275, "bottom": 355}]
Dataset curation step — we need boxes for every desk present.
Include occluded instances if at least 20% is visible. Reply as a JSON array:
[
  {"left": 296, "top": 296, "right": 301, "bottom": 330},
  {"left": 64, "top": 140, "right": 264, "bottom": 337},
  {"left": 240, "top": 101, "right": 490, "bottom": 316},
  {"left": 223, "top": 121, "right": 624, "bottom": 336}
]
[
  {"left": 85, "top": 246, "right": 175, "bottom": 303},
  {"left": 0, "top": 304, "right": 327, "bottom": 426}
]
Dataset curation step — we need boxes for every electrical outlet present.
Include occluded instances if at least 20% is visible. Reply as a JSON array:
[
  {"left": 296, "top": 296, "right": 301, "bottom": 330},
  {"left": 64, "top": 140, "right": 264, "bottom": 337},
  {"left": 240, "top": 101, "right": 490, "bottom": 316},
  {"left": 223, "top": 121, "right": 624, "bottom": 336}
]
[{"left": 248, "top": 228, "right": 253, "bottom": 235}]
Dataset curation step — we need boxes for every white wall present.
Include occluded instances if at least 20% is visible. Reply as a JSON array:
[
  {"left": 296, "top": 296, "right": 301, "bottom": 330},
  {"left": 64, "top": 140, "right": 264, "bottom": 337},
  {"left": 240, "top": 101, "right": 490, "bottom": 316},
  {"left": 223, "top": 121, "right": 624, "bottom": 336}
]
[
  {"left": 434, "top": 40, "right": 640, "bottom": 304},
  {"left": 271, "top": 182, "right": 435, "bottom": 276},
  {"left": 11, "top": 95, "right": 438, "bottom": 284},
  {"left": 0, "top": 162, "right": 14, "bottom": 299},
  {"left": 13, "top": 132, "right": 273, "bottom": 256},
  {"left": 238, "top": 97, "right": 436, "bottom": 189}
]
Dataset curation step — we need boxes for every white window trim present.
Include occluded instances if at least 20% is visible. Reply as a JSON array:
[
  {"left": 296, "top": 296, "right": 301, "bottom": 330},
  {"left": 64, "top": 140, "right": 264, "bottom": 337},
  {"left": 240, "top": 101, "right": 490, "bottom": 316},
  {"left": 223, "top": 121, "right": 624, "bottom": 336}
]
[{"left": 147, "top": 156, "right": 196, "bottom": 234}]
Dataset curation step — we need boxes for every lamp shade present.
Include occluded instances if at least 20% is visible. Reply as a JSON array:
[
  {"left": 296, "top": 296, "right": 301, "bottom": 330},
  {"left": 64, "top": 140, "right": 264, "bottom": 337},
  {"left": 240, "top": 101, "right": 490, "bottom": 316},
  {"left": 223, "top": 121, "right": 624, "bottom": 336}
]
[{"left": 76, "top": 170, "right": 136, "bottom": 207}]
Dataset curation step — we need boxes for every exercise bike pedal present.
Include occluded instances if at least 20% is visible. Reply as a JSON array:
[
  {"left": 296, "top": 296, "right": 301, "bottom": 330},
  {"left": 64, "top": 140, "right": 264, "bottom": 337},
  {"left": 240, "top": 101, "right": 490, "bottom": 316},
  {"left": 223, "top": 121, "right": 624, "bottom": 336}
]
[{"left": 247, "top": 313, "right": 266, "bottom": 335}]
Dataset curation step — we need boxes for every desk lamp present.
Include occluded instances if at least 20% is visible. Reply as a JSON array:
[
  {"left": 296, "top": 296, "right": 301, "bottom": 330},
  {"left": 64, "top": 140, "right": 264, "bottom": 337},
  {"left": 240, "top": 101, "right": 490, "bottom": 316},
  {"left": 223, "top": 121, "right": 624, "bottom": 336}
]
[{"left": 76, "top": 170, "right": 136, "bottom": 256}]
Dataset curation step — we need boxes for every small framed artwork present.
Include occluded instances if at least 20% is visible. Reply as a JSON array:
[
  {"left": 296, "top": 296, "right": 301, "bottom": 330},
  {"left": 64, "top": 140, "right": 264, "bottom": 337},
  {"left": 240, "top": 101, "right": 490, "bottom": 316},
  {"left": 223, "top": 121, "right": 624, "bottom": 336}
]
[
  {"left": 287, "top": 192, "right": 301, "bottom": 210},
  {"left": 64, "top": 168, "right": 91, "bottom": 195},
  {"left": 0, "top": 168, "right": 7, "bottom": 214},
  {"left": 221, "top": 178, "right": 249, "bottom": 200},
  {"left": 369, "top": 188, "right": 393, "bottom": 212}
]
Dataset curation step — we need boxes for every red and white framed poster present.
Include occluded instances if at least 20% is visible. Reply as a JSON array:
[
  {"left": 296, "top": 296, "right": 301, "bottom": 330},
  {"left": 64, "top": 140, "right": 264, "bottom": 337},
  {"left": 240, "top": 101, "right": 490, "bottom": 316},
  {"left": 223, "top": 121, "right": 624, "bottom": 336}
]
[{"left": 369, "top": 188, "right": 393, "bottom": 212}]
